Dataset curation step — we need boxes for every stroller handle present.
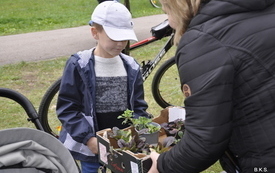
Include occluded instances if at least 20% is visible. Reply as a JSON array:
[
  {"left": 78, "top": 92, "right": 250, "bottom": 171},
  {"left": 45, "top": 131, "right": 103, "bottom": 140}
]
[{"left": 0, "top": 88, "right": 44, "bottom": 131}]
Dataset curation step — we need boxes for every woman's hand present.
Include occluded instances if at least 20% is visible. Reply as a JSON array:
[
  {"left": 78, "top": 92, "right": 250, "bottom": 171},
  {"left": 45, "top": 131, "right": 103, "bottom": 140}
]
[
  {"left": 148, "top": 151, "right": 160, "bottom": 173},
  {"left": 87, "top": 137, "right": 98, "bottom": 154}
]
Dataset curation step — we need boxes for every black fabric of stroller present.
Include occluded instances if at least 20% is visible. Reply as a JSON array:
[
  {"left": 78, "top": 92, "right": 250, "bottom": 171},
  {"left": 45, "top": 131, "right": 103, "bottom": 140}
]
[{"left": 0, "top": 128, "right": 79, "bottom": 173}]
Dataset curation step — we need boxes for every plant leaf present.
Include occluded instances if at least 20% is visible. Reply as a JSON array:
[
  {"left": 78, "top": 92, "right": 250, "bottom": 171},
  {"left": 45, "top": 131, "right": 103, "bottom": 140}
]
[{"left": 162, "top": 136, "right": 176, "bottom": 148}]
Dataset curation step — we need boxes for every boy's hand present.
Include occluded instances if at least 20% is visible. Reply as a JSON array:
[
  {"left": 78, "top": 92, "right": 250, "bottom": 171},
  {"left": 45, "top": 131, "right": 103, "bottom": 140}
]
[{"left": 87, "top": 137, "right": 98, "bottom": 154}]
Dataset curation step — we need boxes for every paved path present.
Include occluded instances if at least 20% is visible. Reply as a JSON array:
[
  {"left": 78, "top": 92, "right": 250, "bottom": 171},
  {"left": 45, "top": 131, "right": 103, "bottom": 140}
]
[{"left": 0, "top": 14, "right": 167, "bottom": 66}]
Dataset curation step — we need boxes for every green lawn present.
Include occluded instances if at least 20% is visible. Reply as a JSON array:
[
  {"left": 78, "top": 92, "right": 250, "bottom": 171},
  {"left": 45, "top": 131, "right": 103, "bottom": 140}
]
[{"left": 0, "top": 0, "right": 162, "bottom": 36}]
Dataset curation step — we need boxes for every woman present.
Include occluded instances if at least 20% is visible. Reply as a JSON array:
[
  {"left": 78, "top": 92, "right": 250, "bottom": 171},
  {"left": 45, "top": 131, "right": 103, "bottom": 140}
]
[{"left": 149, "top": 0, "right": 275, "bottom": 172}]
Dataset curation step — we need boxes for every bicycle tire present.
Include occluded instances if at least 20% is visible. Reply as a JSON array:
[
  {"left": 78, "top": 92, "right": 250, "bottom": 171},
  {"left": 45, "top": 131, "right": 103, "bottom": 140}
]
[
  {"left": 149, "top": 0, "right": 161, "bottom": 8},
  {"left": 151, "top": 57, "right": 185, "bottom": 108},
  {"left": 38, "top": 78, "right": 61, "bottom": 138}
]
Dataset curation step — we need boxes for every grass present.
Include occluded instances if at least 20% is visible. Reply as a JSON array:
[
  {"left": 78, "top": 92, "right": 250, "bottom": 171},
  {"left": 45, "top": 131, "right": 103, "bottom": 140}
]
[{"left": 0, "top": 0, "right": 162, "bottom": 36}]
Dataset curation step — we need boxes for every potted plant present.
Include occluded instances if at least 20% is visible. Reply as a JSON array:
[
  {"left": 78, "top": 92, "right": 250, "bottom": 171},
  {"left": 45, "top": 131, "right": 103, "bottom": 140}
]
[
  {"left": 118, "top": 109, "right": 161, "bottom": 146},
  {"left": 160, "top": 118, "right": 185, "bottom": 140},
  {"left": 107, "top": 126, "right": 173, "bottom": 155},
  {"left": 107, "top": 127, "right": 150, "bottom": 154}
]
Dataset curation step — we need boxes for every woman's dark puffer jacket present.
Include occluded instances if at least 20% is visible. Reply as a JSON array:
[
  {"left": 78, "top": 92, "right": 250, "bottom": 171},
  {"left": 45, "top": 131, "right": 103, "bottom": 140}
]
[{"left": 157, "top": 0, "right": 275, "bottom": 172}]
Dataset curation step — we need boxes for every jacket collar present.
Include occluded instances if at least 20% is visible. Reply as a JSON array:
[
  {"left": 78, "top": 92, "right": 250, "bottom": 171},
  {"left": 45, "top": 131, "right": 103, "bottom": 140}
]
[
  {"left": 190, "top": 0, "right": 275, "bottom": 27},
  {"left": 76, "top": 48, "right": 139, "bottom": 71}
]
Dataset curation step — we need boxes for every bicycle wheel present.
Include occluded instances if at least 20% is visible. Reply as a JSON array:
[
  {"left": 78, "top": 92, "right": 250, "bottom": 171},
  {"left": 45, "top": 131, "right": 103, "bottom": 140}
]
[
  {"left": 150, "top": 0, "right": 161, "bottom": 8},
  {"left": 38, "top": 78, "right": 61, "bottom": 138},
  {"left": 151, "top": 57, "right": 185, "bottom": 108}
]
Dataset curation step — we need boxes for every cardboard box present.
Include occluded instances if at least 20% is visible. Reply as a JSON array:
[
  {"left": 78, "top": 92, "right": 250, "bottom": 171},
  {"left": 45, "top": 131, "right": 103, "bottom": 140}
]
[{"left": 96, "top": 107, "right": 185, "bottom": 173}]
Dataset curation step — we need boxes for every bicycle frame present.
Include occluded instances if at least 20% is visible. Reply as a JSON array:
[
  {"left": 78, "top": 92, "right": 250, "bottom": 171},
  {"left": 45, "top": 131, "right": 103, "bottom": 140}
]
[
  {"left": 128, "top": 19, "right": 174, "bottom": 81},
  {"left": 130, "top": 36, "right": 158, "bottom": 50},
  {"left": 141, "top": 34, "right": 173, "bottom": 81}
]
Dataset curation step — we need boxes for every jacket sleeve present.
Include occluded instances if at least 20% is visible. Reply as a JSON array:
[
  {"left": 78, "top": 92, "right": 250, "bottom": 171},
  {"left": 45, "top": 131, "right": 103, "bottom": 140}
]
[
  {"left": 157, "top": 32, "right": 233, "bottom": 172},
  {"left": 56, "top": 56, "right": 96, "bottom": 144},
  {"left": 132, "top": 68, "right": 150, "bottom": 118}
]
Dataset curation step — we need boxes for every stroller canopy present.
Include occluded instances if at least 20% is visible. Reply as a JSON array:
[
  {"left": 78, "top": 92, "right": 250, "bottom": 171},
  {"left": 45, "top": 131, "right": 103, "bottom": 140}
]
[{"left": 0, "top": 127, "right": 79, "bottom": 173}]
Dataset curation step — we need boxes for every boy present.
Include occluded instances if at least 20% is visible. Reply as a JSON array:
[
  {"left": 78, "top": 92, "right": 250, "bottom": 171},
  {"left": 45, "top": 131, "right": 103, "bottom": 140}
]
[{"left": 56, "top": 1, "right": 150, "bottom": 173}]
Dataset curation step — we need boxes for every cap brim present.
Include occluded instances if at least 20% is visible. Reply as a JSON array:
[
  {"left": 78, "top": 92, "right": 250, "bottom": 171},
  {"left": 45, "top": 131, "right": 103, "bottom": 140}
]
[
  {"left": 88, "top": 20, "right": 94, "bottom": 26},
  {"left": 103, "top": 26, "right": 138, "bottom": 42}
]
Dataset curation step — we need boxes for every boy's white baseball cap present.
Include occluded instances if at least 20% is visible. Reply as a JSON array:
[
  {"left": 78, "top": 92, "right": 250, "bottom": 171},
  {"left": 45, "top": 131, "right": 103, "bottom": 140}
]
[{"left": 89, "top": 1, "right": 138, "bottom": 41}]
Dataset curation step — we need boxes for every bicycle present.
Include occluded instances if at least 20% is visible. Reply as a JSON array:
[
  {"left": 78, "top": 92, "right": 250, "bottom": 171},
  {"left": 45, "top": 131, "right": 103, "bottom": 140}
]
[
  {"left": 149, "top": 0, "right": 161, "bottom": 8},
  {"left": 98, "top": 0, "right": 161, "bottom": 8},
  {"left": 38, "top": 19, "right": 185, "bottom": 138}
]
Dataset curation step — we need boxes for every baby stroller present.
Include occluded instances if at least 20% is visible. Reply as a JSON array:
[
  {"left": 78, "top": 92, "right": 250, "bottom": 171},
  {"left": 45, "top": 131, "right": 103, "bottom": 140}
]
[{"left": 0, "top": 88, "right": 80, "bottom": 173}]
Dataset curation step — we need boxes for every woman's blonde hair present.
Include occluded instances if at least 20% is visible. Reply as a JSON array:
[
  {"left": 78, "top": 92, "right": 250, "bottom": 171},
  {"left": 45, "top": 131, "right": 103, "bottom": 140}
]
[{"left": 160, "top": 0, "right": 202, "bottom": 45}]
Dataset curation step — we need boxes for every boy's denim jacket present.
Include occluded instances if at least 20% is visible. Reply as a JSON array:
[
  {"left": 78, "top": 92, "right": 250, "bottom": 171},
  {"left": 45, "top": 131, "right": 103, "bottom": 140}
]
[{"left": 56, "top": 48, "right": 149, "bottom": 162}]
